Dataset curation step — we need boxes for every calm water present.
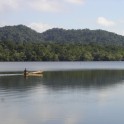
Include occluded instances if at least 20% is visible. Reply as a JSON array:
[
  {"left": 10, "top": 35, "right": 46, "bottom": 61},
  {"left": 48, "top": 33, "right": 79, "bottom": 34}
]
[
  {"left": 1, "top": 62, "right": 124, "bottom": 124},
  {"left": 1, "top": 61, "right": 124, "bottom": 72}
]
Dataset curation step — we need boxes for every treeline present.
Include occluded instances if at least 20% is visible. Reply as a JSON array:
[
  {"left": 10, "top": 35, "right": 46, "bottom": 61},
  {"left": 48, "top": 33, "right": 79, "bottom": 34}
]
[
  {"left": 0, "top": 25, "right": 42, "bottom": 43},
  {"left": 42, "top": 28, "right": 124, "bottom": 45},
  {"left": 0, "top": 41, "right": 124, "bottom": 61},
  {"left": 1, "top": 25, "right": 124, "bottom": 46}
]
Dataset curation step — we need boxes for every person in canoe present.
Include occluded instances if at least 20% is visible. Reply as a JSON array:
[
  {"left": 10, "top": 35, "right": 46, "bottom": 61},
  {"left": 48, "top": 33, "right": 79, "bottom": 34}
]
[{"left": 24, "top": 68, "right": 27, "bottom": 77}]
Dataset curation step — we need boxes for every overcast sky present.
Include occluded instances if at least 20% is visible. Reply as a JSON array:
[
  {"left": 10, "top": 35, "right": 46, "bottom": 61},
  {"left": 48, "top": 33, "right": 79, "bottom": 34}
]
[{"left": 0, "top": 0, "right": 124, "bottom": 35}]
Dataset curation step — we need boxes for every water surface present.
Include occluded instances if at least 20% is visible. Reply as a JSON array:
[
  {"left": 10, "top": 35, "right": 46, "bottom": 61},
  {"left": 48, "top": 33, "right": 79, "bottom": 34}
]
[
  {"left": 0, "top": 62, "right": 124, "bottom": 124},
  {"left": 0, "top": 61, "right": 124, "bottom": 72}
]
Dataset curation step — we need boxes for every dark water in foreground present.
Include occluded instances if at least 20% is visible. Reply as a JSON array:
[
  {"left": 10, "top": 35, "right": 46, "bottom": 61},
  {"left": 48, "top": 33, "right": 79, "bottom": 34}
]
[{"left": 0, "top": 69, "right": 124, "bottom": 124}]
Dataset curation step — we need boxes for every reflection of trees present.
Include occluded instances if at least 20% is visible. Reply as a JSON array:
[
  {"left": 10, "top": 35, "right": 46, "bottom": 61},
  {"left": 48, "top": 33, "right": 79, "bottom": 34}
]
[
  {"left": 0, "top": 75, "right": 43, "bottom": 91},
  {"left": 0, "top": 70, "right": 124, "bottom": 91},
  {"left": 42, "top": 70, "right": 124, "bottom": 89}
]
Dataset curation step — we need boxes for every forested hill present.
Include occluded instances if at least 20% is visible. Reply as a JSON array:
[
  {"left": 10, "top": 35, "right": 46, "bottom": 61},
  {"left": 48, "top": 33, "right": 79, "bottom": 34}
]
[
  {"left": 0, "top": 25, "right": 124, "bottom": 45},
  {"left": 42, "top": 28, "right": 124, "bottom": 45},
  {"left": 1, "top": 25, "right": 124, "bottom": 61},
  {"left": 0, "top": 25, "right": 43, "bottom": 43}
]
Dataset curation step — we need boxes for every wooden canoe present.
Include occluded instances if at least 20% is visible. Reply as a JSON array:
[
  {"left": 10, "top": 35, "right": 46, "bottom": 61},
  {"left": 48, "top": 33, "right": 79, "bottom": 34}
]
[
  {"left": 29, "top": 71, "right": 43, "bottom": 74},
  {"left": 26, "top": 73, "right": 43, "bottom": 77},
  {"left": 24, "top": 70, "right": 43, "bottom": 77}
]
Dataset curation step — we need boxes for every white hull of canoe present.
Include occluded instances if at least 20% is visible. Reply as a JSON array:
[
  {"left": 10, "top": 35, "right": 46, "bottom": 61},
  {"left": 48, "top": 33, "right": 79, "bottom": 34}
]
[
  {"left": 26, "top": 73, "right": 43, "bottom": 77},
  {"left": 29, "top": 71, "right": 43, "bottom": 74},
  {"left": 24, "top": 70, "right": 43, "bottom": 77}
]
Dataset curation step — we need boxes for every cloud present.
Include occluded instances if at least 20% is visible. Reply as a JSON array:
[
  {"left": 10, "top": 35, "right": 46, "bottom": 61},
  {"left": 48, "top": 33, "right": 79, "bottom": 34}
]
[
  {"left": 121, "top": 31, "right": 124, "bottom": 36},
  {"left": 97, "top": 17, "right": 115, "bottom": 27},
  {"left": 28, "top": 0, "right": 85, "bottom": 12},
  {"left": 0, "top": 22, "right": 53, "bottom": 32},
  {"left": 0, "top": 0, "right": 85, "bottom": 13},
  {"left": 65, "top": 0, "right": 85, "bottom": 4},
  {"left": 64, "top": 115, "right": 80, "bottom": 124},
  {"left": 0, "top": 0, "right": 61, "bottom": 13},
  {"left": 28, "top": 22, "right": 53, "bottom": 32},
  {"left": 118, "top": 20, "right": 124, "bottom": 24},
  {"left": 0, "top": 21, "right": 19, "bottom": 28},
  {"left": 0, "top": 22, "right": 7, "bottom": 27},
  {"left": 0, "top": 0, "right": 19, "bottom": 12},
  {"left": 28, "top": 0, "right": 62, "bottom": 12}
]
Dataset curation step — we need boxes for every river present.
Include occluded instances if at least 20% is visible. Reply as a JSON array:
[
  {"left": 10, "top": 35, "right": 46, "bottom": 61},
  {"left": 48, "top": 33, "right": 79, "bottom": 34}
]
[{"left": 0, "top": 62, "right": 124, "bottom": 124}]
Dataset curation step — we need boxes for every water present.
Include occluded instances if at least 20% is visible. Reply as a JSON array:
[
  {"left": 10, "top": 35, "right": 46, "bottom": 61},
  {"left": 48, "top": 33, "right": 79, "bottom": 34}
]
[
  {"left": 0, "top": 61, "right": 124, "bottom": 72},
  {"left": 0, "top": 62, "right": 124, "bottom": 124}
]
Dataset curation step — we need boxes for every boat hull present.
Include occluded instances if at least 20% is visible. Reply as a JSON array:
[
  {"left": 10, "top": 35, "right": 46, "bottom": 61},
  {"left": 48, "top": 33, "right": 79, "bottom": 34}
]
[
  {"left": 24, "top": 71, "right": 43, "bottom": 77},
  {"left": 26, "top": 73, "right": 43, "bottom": 77}
]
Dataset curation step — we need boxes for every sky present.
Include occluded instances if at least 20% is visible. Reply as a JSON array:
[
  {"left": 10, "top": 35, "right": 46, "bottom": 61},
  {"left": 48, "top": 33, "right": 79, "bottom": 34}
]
[{"left": 0, "top": 0, "right": 124, "bottom": 35}]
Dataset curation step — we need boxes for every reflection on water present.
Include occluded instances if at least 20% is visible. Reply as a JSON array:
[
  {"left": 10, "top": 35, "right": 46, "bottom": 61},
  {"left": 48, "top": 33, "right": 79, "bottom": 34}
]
[
  {"left": 0, "top": 70, "right": 124, "bottom": 90},
  {"left": 1, "top": 70, "right": 124, "bottom": 124},
  {"left": 43, "top": 70, "right": 124, "bottom": 89},
  {"left": 0, "top": 75, "right": 42, "bottom": 91}
]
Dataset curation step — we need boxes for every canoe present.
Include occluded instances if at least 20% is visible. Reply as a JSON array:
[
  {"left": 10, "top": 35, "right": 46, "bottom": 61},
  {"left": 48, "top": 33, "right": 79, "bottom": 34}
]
[
  {"left": 26, "top": 73, "right": 43, "bottom": 77},
  {"left": 24, "top": 70, "right": 43, "bottom": 77},
  {"left": 29, "top": 71, "right": 43, "bottom": 74}
]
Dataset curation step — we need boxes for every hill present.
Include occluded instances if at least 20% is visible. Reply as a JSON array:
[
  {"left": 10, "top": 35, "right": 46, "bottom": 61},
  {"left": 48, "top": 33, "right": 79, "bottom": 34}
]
[
  {"left": 42, "top": 28, "right": 124, "bottom": 45},
  {"left": 0, "top": 25, "right": 124, "bottom": 61},
  {"left": 0, "top": 25, "right": 124, "bottom": 45},
  {"left": 0, "top": 25, "right": 43, "bottom": 43}
]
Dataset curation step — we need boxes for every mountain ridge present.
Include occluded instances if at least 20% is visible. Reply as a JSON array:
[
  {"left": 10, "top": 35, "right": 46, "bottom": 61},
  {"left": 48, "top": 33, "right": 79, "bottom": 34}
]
[{"left": 0, "top": 25, "right": 124, "bottom": 45}]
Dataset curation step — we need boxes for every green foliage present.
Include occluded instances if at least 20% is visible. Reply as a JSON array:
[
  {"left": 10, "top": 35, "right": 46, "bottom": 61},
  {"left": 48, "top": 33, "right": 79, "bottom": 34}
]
[
  {"left": 42, "top": 28, "right": 124, "bottom": 45},
  {"left": 0, "top": 25, "right": 43, "bottom": 43},
  {"left": 0, "top": 25, "right": 124, "bottom": 45},
  {"left": 0, "top": 41, "right": 124, "bottom": 61},
  {"left": 1, "top": 25, "right": 124, "bottom": 61}
]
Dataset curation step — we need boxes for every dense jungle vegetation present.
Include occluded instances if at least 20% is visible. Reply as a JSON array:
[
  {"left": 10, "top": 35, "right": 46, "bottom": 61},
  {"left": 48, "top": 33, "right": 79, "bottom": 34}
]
[
  {"left": 0, "top": 42, "right": 124, "bottom": 61},
  {"left": 1, "top": 25, "right": 124, "bottom": 45},
  {"left": 0, "top": 25, "right": 124, "bottom": 61}
]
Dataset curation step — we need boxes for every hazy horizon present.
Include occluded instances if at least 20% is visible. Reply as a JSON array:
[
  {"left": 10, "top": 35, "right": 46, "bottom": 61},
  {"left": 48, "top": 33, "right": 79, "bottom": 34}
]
[{"left": 0, "top": 0, "right": 124, "bottom": 35}]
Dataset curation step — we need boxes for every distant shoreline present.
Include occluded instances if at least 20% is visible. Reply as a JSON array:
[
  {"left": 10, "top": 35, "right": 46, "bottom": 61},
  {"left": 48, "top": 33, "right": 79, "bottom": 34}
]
[{"left": 0, "top": 42, "right": 124, "bottom": 61}]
